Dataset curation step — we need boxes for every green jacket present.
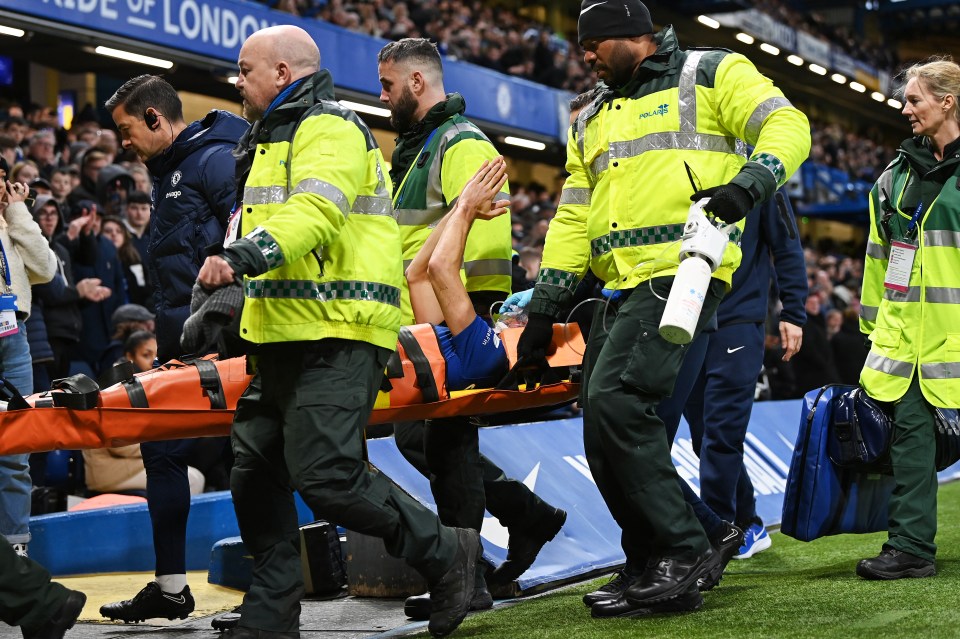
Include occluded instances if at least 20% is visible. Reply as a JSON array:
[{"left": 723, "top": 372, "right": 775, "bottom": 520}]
[
  {"left": 391, "top": 93, "right": 511, "bottom": 324},
  {"left": 224, "top": 70, "right": 401, "bottom": 350},
  {"left": 860, "top": 136, "right": 960, "bottom": 407},
  {"left": 528, "top": 26, "right": 810, "bottom": 318}
]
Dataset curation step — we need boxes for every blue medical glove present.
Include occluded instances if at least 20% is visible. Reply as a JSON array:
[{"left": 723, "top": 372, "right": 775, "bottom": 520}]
[{"left": 503, "top": 288, "right": 534, "bottom": 311}]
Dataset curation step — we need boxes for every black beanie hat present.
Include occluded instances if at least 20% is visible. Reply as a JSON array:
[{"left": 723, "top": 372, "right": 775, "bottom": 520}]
[
  {"left": 578, "top": 0, "right": 654, "bottom": 44},
  {"left": 0, "top": 156, "right": 8, "bottom": 177}
]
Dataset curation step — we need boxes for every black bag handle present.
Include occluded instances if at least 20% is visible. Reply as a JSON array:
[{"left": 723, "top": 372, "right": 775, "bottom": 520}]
[
  {"left": 50, "top": 374, "right": 100, "bottom": 410},
  {"left": 0, "top": 376, "right": 30, "bottom": 410}
]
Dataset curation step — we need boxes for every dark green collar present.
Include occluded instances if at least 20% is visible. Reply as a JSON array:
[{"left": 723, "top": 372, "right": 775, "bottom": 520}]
[{"left": 390, "top": 93, "right": 466, "bottom": 190}]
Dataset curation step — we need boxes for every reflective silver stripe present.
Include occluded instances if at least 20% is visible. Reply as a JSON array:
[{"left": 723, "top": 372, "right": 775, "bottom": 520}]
[
  {"left": 396, "top": 208, "right": 443, "bottom": 227},
  {"left": 884, "top": 287, "right": 921, "bottom": 303},
  {"left": 559, "top": 188, "right": 592, "bottom": 206},
  {"left": 464, "top": 258, "right": 512, "bottom": 277},
  {"left": 351, "top": 195, "right": 393, "bottom": 217},
  {"left": 865, "top": 351, "right": 913, "bottom": 378},
  {"left": 678, "top": 51, "right": 703, "bottom": 133},
  {"left": 860, "top": 305, "right": 878, "bottom": 322},
  {"left": 876, "top": 166, "right": 894, "bottom": 212},
  {"left": 246, "top": 226, "right": 284, "bottom": 270},
  {"left": 921, "top": 362, "right": 960, "bottom": 379},
  {"left": 926, "top": 287, "right": 960, "bottom": 304},
  {"left": 291, "top": 178, "right": 348, "bottom": 215},
  {"left": 244, "top": 279, "right": 400, "bottom": 307},
  {"left": 744, "top": 97, "right": 793, "bottom": 145},
  {"left": 244, "top": 186, "right": 287, "bottom": 206},
  {"left": 924, "top": 230, "right": 960, "bottom": 248},
  {"left": 866, "top": 240, "right": 888, "bottom": 260},
  {"left": 592, "top": 132, "right": 748, "bottom": 177}
]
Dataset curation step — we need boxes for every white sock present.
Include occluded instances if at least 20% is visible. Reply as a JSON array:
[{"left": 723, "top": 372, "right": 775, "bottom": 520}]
[{"left": 156, "top": 574, "right": 188, "bottom": 593}]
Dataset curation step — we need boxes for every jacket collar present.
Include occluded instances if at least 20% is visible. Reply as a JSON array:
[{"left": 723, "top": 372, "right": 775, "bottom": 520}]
[
  {"left": 615, "top": 25, "right": 680, "bottom": 98},
  {"left": 390, "top": 93, "right": 466, "bottom": 189}
]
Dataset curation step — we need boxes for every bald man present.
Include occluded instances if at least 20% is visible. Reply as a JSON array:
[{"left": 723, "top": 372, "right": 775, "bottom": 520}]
[{"left": 197, "top": 26, "right": 479, "bottom": 638}]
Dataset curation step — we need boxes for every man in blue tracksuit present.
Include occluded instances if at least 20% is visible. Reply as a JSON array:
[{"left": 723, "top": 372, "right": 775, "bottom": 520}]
[
  {"left": 101, "top": 74, "right": 249, "bottom": 622},
  {"left": 659, "top": 191, "right": 807, "bottom": 563}
]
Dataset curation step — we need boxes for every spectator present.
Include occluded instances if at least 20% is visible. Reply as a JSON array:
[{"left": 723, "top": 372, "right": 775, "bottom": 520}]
[
  {"left": 49, "top": 167, "right": 72, "bottom": 206},
  {"left": 122, "top": 191, "right": 151, "bottom": 277},
  {"left": 101, "top": 216, "right": 150, "bottom": 307},
  {"left": 25, "top": 131, "right": 56, "bottom": 181},
  {"left": 0, "top": 159, "right": 58, "bottom": 558},
  {"left": 10, "top": 161, "right": 39, "bottom": 186}
]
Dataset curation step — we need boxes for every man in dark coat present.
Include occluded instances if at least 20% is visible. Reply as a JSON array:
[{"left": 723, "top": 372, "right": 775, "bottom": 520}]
[{"left": 99, "top": 74, "right": 248, "bottom": 623}]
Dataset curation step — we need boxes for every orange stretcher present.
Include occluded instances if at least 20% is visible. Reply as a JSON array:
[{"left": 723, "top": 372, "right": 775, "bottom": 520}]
[{"left": 0, "top": 324, "right": 585, "bottom": 455}]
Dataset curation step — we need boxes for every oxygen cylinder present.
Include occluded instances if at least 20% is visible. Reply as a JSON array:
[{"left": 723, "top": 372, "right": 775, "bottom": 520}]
[{"left": 658, "top": 255, "right": 712, "bottom": 345}]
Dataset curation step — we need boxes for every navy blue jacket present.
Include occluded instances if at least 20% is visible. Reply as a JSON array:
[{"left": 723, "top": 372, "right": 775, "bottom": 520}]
[
  {"left": 718, "top": 191, "right": 807, "bottom": 327},
  {"left": 145, "top": 110, "right": 248, "bottom": 361},
  {"left": 73, "top": 235, "right": 125, "bottom": 376}
]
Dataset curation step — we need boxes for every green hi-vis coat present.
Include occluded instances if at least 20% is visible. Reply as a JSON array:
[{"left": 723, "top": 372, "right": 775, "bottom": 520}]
[
  {"left": 391, "top": 94, "right": 511, "bottom": 324},
  {"left": 528, "top": 27, "right": 810, "bottom": 319},
  {"left": 233, "top": 71, "right": 402, "bottom": 350},
  {"left": 860, "top": 136, "right": 960, "bottom": 407}
]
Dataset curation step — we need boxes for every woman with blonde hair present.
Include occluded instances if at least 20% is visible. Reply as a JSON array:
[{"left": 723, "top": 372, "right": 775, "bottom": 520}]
[{"left": 857, "top": 56, "right": 960, "bottom": 580}]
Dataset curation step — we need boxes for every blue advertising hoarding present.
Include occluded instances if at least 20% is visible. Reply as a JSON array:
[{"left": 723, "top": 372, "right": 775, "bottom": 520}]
[{"left": 2, "top": 0, "right": 568, "bottom": 139}]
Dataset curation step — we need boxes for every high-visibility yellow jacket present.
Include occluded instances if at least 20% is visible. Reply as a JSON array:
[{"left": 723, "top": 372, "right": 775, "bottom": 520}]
[
  {"left": 224, "top": 71, "right": 401, "bottom": 350},
  {"left": 391, "top": 94, "right": 511, "bottom": 324},
  {"left": 859, "top": 136, "right": 960, "bottom": 407},
  {"left": 528, "top": 27, "right": 810, "bottom": 318}
]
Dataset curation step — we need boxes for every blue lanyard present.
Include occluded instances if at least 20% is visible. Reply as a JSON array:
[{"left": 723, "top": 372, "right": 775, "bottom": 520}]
[
  {"left": 906, "top": 201, "right": 923, "bottom": 237},
  {"left": 0, "top": 242, "right": 11, "bottom": 289},
  {"left": 396, "top": 128, "right": 439, "bottom": 208}
]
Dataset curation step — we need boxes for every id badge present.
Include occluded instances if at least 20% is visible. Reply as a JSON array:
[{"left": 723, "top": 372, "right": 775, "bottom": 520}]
[
  {"left": 0, "top": 293, "right": 19, "bottom": 338},
  {"left": 884, "top": 240, "right": 917, "bottom": 293},
  {"left": 223, "top": 205, "right": 241, "bottom": 249}
]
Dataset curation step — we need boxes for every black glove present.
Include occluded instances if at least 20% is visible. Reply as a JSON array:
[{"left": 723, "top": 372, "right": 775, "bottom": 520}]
[
  {"left": 691, "top": 183, "right": 754, "bottom": 224},
  {"left": 517, "top": 312, "right": 555, "bottom": 362}
]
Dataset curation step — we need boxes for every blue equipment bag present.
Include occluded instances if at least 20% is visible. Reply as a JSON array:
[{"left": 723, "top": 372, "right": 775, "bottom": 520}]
[{"left": 781, "top": 385, "right": 896, "bottom": 542}]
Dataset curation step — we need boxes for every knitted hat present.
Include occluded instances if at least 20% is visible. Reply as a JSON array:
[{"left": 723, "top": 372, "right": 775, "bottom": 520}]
[{"left": 578, "top": 0, "right": 654, "bottom": 44}]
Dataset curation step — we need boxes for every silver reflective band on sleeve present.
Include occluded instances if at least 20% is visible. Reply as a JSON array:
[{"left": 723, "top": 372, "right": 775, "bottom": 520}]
[
  {"left": 865, "top": 351, "right": 913, "bottom": 378},
  {"left": 351, "top": 195, "right": 394, "bottom": 217},
  {"left": 244, "top": 279, "right": 401, "bottom": 307},
  {"left": 921, "top": 362, "right": 960, "bottom": 379},
  {"left": 884, "top": 287, "right": 921, "bottom": 303},
  {"left": 464, "top": 258, "right": 512, "bottom": 278},
  {"left": 244, "top": 186, "right": 287, "bottom": 206},
  {"left": 924, "top": 230, "right": 960, "bottom": 248},
  {"left": 245, "top": 226, "right": 285, "bottom": 270},
  {"left": 396, "top": 207, "right": 445, "bottom": 227},
  {"left": 592, "top": 133, "right": 748, "bottom": 178},
  {"left": 559, "top": 188, "right": 592, "bottom": 206},
  {"left": 291, "top": 179, "right": 349, "bottom": 215},
  {"left": 925, "top": 287, "right": 960, "bottom": 304},
  {"left": 744, "top": 97, "right": 794, "bottom": 145},
  {"left": 866, "top": 240, "right": 888, "bottom": 260},
  {"left": 678, "top": 51, "right": 704, "bottom": 133},
  {"left": 860, "top": 305, "right": 878, "bottom": 322}
]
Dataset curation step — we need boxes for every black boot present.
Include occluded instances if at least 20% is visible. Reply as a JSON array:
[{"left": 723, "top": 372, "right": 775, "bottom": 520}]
[
  {"left": 581, "top": 569, "right": 640, "bottom": 607},
  {"left": 22, "top": 590, "right": 86, "bottom": 639},
  {"left": 488, "top": 507, "right": 567, "bottom": 586},
  {"left": 404, "top": 562, "right": 493, "bottom": 621},
  {"left": 427, "top": 528, "right": 480, "bottom": 638},
  {"left": 591, "top": 587, "right": 702, "bottom": 619},
  {"left": 856, "top": 546, "right": 936, "bottom": 580},
  {"left": 625, "top": 549, "right": 716, "bottom": 605}
]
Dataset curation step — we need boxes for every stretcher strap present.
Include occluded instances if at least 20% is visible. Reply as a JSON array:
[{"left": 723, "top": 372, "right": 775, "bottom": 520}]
[
  {"left": 122, "top": 377, "right": 149, "bottom": 409},
  {"left": 397, "top": 326, "right": 439, "bottom": 403},
  {"left": 189, "top": 359, "right": 227, "bottom": 410},
  {"left": 97, "top": 361, "right": 137, "bottom": 388}
]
